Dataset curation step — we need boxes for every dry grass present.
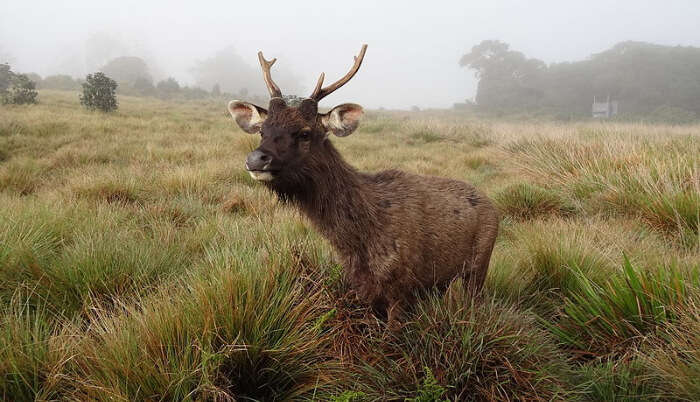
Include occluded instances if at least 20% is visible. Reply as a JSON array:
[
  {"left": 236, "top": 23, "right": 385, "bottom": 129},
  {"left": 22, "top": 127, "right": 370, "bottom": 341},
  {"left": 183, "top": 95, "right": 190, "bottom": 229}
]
[{"left": 1, "top": 91, "right": 699, "bottom": 400}]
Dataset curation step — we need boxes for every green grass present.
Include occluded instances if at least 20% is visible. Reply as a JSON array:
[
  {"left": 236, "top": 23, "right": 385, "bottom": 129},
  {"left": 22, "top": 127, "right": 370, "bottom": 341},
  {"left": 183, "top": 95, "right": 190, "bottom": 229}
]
[
  {"left": 550, "top": 256, "right": 698, "bottom": 358},
  {"left": 495, "top": 182, "right": 577, "bottom": 220},
  {"left": 339, "top": 287, "right": 569, "bottom": 401},
  {"left": 1, "top": 91, "right": 699, "bottom": 400}
]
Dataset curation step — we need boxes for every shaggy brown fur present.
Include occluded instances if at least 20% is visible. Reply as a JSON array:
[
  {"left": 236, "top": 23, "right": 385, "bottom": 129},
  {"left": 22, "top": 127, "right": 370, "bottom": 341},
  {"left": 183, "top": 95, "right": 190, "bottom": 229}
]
[
  {"left": 229, "top": 97, "right": 499, "bottom": 323},
  {"left": 229, "top": 45, "right": 497, "bottom": 323}
]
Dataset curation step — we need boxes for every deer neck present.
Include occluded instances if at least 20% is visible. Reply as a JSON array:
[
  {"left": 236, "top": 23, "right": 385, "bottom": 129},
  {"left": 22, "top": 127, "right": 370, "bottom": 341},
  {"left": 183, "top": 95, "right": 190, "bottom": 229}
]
[{"left": 275, "top": 140, "right": 380, "bottom": 253}]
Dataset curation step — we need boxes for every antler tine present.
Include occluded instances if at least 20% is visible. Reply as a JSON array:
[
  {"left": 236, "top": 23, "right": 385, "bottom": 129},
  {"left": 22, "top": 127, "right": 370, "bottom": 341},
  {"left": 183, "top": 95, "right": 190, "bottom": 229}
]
[
  {"left": 310, "top": 44, "right": 367, "bottom": 102},
  {"left": 311, "top": 72, "right": 325, "bottom": 100},
  {"left": 258, "top": 51, "right": 282, "bottom": 98}
]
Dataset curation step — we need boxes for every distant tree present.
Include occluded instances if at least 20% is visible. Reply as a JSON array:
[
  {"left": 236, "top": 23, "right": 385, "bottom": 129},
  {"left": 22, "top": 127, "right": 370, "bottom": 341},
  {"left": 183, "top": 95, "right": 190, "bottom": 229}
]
[
  {"left": 132, "top": 76, "right": 156, "bottom": 96},
  {"left": 211, "top": 83, "right": 221, "bottom": 97},
  {"left": 460, "top": 40, "right": 700, "bottom": 120},
  {"left": 460, "top": 40, "right": 545, "bottom": 111},
  {"left": 41, "top": 74, "right": 81, "bottom": 90},
  {"left": 80, "top": 72, "right": 118, "bottom": 112},
  {"left": 0, "top": 63, "right": 11, "bottom": 94},
  {"left": 1, "top": 64, "right": 38, "bottom": 105},
  {"left": 156, "top": 77, "right": 180, "bottom": 99},
  {"left": 181, "top": 86, "right": 208, "bottom": 100},
  {"left": 101, "top": 56, "right": 152, "bottom": 86}
]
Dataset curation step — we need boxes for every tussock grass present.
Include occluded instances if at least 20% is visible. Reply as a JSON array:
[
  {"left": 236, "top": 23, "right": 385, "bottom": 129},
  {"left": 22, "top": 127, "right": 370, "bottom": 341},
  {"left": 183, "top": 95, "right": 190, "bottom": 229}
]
[
  {"left": 508, "top": 133, "right": 700, "bottom": 248},
  {"left": 0, "top": 293, "right": 76, "bottom": 401},
  {"left": 70, "top": 261, "right": 335, "bottom": 400},
  {"left": 551, "top": 256, "right": 698, "bottom": 358},
  {"left": 574, "top": 360, "right": 657, "bottom": 401},
  {"left": 640, "top": 298, "right": 700, "bottom": 400},
  {"left": 495, "top": 182, "right": 577, "bottom": 219},
  {"left": 0, "top": 157, "right": 46, "bottom": 195},
  {"left": 1, "top": 91, "right": 699, "bottom": 400},
  {"left": 338, "top": 284, "right": 568, "bottom": 401},
  {"left": 487, "top": 219, "right": 615, "bottom": 311}
]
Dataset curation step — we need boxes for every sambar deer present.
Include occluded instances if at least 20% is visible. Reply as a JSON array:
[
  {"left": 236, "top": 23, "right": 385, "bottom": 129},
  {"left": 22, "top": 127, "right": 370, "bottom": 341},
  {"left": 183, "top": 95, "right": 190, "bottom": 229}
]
[{"left": 227, "top": 44, "right": 499, "bottom": 325}]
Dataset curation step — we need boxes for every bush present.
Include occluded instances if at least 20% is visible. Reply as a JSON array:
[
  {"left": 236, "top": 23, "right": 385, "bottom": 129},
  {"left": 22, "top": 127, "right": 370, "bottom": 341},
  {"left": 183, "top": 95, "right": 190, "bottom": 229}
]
[
  {"left": 0, "top": 63, "right": 12, "bottom": 93},
  {"left": 0, "top": 64, "right": 38, "bottom": 105},
  {"left": 156, "top": 77, "right": 180, "bottom": 99},
  {"left": 80, "top": 72, "right": 118, "bottom": 112},
  {"left": 131, "top": 77, "right": 155, "bottom": 97},
  {"left": 5, "top": 74, "right": 38, "bottom": 105}
]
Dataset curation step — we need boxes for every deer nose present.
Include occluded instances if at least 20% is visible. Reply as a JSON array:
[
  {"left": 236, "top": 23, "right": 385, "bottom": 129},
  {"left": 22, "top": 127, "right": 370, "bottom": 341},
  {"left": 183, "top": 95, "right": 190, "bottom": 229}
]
[{"left": 245, "top": 149, "right": 272, "bottom": 171}]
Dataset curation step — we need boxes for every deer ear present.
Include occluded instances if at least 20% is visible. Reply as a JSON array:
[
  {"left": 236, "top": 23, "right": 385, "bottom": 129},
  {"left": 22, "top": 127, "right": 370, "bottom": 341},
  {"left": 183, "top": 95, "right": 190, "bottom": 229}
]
[
  {"left": 321, "top": 103, "right": 363, "bottom": 137},
  {"left": 227, "top": 100, "right": 268, "bottom": 134}
]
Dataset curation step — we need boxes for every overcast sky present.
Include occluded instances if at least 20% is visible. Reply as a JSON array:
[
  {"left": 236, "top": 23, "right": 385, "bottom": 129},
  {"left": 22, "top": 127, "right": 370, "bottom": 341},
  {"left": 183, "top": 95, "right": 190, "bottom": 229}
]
[{"left": 1, "top": 1, "right": 699, "bottom": 109}]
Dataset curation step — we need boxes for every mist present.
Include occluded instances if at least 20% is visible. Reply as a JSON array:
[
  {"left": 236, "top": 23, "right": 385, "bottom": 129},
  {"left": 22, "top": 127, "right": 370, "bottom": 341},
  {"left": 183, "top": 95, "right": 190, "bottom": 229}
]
[{"left": 1, "top": 0, "right": 699, "bottom": 109}]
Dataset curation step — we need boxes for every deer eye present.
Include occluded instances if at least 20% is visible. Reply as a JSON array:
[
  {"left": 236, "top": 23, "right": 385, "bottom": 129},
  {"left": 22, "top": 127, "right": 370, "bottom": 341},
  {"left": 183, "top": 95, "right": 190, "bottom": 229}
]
[{"left": 298, "top": 131, "right": 310, "bottom": 141}]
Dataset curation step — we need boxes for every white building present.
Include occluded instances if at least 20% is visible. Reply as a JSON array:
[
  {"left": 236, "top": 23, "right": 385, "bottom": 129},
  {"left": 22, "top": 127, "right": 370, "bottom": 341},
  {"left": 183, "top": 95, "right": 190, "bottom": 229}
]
[{"left": 592, "top": 96, "right": 619, "bottom": 118}]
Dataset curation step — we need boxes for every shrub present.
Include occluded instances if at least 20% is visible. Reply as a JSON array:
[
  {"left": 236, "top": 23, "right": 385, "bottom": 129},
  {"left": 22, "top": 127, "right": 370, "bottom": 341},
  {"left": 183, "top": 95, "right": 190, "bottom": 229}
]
[
  {"left": 131, "top": 77, "right": 156, "bottom": 97},
  {"left": 156, "top": 77, "right": 180, "bottom": 99},
  {"left": 80, "top": 72, "right": 118, "bottom": 112},
  {"left": 0, "top": 63, "right": 12, "bottom": 94},
  {"left": 0, "top": 64, "right": 38, "bottom": 105},
  {"left": 4, "top": 74, "right": 38, "bottom": 105}
]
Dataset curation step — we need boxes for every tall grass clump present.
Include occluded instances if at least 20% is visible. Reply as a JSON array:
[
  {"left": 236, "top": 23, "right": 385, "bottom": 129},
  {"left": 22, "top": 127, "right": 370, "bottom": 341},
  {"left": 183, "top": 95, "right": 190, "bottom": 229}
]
[
  {"left": 550, "top": 256, "right": 699, "bottom": 358},
  {"left": 508, "top": 135, "right": 700, "bottom": 248},
  {"left": 0, "top": 293, "right": 75, "bottom": 401},
  {"left": 342, "top": 284, "right": 569, "bottom": 401},
  {"left": 640, "top": 297, "right": 700, "bottom": 400},
  {"left": 69, "top": 241, "right": 338, "bottom": 400},
  {"left": 0, "top": 197, "right": 194, "bottom": 318},
  {"left": 574, "top": 360, "right": 656, "bottom": 401},
  {"left": 487, "top": 220, "right": 613, "bottom": 312},
  {"left": 495, "top": 183, "right": 576, "bottom": 220}
]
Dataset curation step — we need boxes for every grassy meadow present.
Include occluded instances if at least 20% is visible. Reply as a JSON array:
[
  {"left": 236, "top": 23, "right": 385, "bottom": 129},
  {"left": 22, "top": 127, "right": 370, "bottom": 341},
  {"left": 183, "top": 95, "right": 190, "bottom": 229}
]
[{"left": 1, "top": 90, "right": 699, "bottom": 401}]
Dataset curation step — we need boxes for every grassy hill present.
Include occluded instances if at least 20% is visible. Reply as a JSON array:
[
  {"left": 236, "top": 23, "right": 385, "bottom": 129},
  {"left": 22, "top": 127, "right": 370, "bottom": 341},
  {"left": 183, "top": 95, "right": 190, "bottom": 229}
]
[{"left": 1, "top": 91, "right": 698, "bottom": 400}]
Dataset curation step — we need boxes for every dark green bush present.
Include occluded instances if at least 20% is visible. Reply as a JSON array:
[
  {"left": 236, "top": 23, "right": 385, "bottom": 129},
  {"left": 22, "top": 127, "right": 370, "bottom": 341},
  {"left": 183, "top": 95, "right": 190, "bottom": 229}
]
[
  {"left": 0, "top": 63, "right": 11, "bottom": 94},
  {"left": 80, "top": 72, "right": 118, "bottom": 112},
  {"left": 1, "top": 64, "right": 38, "bottom": 105}
]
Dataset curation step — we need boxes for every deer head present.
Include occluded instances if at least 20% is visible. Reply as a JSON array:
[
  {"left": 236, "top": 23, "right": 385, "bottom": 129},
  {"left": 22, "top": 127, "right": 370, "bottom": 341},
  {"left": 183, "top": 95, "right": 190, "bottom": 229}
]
[{"left": 228, "top": 45, "right": 367, "bottom": 183}]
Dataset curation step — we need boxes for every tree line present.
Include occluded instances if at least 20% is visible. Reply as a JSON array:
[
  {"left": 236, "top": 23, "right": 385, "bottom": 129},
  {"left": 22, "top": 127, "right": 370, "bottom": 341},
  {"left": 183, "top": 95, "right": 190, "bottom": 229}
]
[{"left": 460, "top": 40, "right": 700, "bottom": 122}]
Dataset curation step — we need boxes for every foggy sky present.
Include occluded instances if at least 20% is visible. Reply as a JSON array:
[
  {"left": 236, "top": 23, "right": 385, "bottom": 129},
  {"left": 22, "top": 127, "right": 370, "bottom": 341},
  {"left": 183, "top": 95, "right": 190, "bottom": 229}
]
[{"left": 2, "top": 0, "right": 699, "bottom": 109}]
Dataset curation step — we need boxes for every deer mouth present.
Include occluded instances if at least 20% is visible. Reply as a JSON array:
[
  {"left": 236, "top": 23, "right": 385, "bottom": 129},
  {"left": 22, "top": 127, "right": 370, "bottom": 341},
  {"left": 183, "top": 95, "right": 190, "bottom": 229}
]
[
  {"left": 248, "top": 170, "right": 276, "bottom": 181},
  {"left": 245, "top": 162, "right": 278, "bottom": 182}
]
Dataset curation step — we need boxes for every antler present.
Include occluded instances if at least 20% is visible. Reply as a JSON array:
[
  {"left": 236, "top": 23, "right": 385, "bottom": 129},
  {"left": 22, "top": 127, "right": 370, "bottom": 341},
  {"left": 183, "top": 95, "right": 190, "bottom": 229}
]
[
  {"left": 310, "top": 44, "right": 367, "bottom": 102},
  {"left": 258, "top": 51, "right": 282, "bottom": 98}
]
